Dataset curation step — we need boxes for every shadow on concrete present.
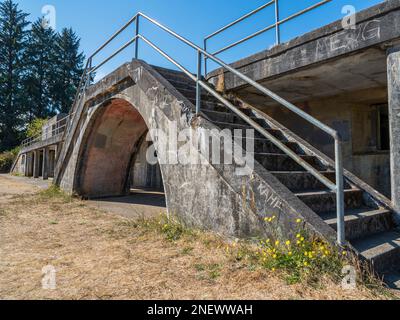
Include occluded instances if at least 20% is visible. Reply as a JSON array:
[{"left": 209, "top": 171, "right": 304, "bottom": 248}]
[
  {"left": 96, "top": 189, "right": 166, "bottom": 208},
  {"left": 86, "top": 188, "right": 166, "bottom": 220}
]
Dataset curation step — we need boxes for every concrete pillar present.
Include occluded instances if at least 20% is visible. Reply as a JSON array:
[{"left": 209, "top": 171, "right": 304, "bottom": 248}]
[
  {"left": 388, "top": 47, "right": 400, "bottom": 215},
  {"left": 55, "top": 143, "right": 60, "bottom": 160},
  {"left": 42, "top": 147, "right": 49, "bottom": 180},
  {"left": 25, "top": 153, "right": 32, "bottom": 177},
  {"left": 33, "top": 150, "right": 40, "bottom": 178},
  {"left": 23, "top": 154, "right": 28, "bottom": 177},
  {"left": 48, "top": 149, "right": 55, "bottom": 178}
]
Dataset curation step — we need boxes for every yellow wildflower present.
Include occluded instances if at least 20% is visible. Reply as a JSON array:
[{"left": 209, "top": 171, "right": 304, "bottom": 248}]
[
  {"left": 285, "top": 240, "right": 291, "bottom": 246},
  {"left": 296, "top": 219, "right": 302, "bottom": 224}
]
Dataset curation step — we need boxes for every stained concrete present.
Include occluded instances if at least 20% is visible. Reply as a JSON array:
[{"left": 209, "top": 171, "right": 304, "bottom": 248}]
[{"left": 388, "top": 47, "right": 400, "bottom": 216}]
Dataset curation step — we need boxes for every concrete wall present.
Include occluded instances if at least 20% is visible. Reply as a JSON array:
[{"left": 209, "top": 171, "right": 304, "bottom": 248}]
[{"left": 130, "top": 138, "right": 163, "bottom": 191}]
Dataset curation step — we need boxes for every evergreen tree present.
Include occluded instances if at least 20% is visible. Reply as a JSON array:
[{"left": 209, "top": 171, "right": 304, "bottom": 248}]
[
  {"left": 23, "top": 18, "right": 57, "bottom": 119},
  {"left": 52, "top": 28, "right": 84, "bottom": 114},
  {"left": 0, "top": 0, "right": 29, "bottom": 151}
]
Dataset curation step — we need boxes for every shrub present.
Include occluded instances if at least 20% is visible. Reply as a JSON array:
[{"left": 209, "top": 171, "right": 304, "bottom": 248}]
[{"left": 0, "top": 151, "right": 16, "bottom": 173}]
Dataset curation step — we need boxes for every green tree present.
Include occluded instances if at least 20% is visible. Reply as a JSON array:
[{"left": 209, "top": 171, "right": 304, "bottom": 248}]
[
  {"left": 0, "top": 0, "right": 29, "bottom": 151},
  {"left": 52, "top": 28, "right": 84, "bottom": 114},
  {"left": 23, "top": 18, "right": 57, "bottom": 119}
]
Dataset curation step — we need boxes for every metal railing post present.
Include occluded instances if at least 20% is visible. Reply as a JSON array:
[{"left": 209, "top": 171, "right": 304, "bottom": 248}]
[
  {"left": 204, "top": 39, "right": 208, "bottom": 76},
  {"left": 135, "top": 15, "right": 140, "bottom": 59},
  {"left": 275, "top": 0, "right": 280, "bottom": 45},
  {"left": 196, "top": 50, "right": 202, "bottom": 115},
  {"left": 335, "top": 138, "right": 345, "bottom": 246},
  {"left": 87, "top": 58, "right": 93, "bottom": 86}
]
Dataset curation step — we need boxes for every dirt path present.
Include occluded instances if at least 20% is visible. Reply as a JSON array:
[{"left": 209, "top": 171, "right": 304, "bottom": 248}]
[
  {"left": 0, "top": 174, "right": 50, "bottom": 204},
  {"left": 0, "top": 175, "right": 392, "bottom": 300}
]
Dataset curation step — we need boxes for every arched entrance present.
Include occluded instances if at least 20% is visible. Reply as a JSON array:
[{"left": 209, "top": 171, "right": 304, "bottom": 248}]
[{"left": 75, "top": 98, "right": 165, "bottom": 200}]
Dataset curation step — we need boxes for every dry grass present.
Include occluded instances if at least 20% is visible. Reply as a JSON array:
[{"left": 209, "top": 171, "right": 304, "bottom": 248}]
[{"left": 0, "top": 177, "right": 397, "bottom": 300}]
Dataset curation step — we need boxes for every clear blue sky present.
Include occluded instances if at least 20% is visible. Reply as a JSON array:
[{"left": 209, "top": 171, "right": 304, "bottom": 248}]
[{"left": 16, "top": 0, "right": 384, "bottom": 78}]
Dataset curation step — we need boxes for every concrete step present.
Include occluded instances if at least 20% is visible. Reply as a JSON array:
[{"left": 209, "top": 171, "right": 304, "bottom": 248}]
[
  {"left": 352, "top": 231, "right": 400, "bottom": 274},
  {"left": 187, "top": 99, "right": 257, "bottom": 117},
  {"left": 153, "top": 66, "right": 195, "bottom": 82},
  {"left": 271, "top": 171, "right": 342, "bottom": 192},
  {"left": 320, "top": 208, "right": 394, "bottom": 241},
  {"left": 165, "top": 78, "right": 197, "bottom": 90},
  {"left": 296, "top": 189, "right": 364, "bottom": 214},
  {"left": 255, "top": 154, "right": 325, "bottom": 172},
  {"left": 175, "top": 87, "right": 221, "bottom": 103},
  {"left": 251, "top": 140, "right": 304, "bottom": 155},
  {"left": 212, "top": 121, "right": 287, "bottom": 141},
  {"left": 203, "top": 109, "right": 267, "bottom": 127},
  {"left": 382, "top": 272, "right": 400, "bottom": 290},
  {"left": 232, "top": 138, "right": 304, "bottom": 155}
]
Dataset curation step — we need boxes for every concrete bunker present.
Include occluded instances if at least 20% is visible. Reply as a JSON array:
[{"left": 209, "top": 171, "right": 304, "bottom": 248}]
[{"left": 75, "top": 98, "right": 164, "bottom": 198}]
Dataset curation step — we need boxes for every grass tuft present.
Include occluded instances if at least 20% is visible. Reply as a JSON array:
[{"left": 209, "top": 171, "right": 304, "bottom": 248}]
[{"left": 39, "top": 185, "right": 72, "bottom": 203}]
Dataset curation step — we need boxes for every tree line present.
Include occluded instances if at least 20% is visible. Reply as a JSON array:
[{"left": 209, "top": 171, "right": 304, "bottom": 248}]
[{"left": 0, "top": 0, "right": 84, "bottom": 152}]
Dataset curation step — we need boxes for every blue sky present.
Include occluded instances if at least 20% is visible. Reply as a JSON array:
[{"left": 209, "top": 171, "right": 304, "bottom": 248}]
[{"left": 16, "top": 0, "right": 383, "bottom": 78}]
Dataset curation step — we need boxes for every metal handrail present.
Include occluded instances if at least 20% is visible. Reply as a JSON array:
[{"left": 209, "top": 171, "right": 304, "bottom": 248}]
[
  {"left": 58, "top": 11, "right": 345, "bottom": 246},
  {"left": 21, "top": 117, "right": 70, "bottom": 148},
  {"left": 204, "top": 0, "right": 332, "bottom": 74}
]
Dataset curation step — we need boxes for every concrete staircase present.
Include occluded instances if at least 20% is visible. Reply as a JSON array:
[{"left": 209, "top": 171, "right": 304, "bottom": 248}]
[{"left": 153, "top": 65, "right": 400, "bottom": 289}]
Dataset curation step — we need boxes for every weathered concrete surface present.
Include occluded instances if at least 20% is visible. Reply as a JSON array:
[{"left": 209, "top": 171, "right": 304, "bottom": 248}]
[
  {"left": 77, "top": 99, "right": 148, "bottom": 197},
  {"left": 206, "top": 1, "right": 400, "bottom": 199},
  {"left": 388, "top": 47, "right": 400, "bottom": 216},
  {"left": 54, "top": 60, "right": 337, "bottom": 243},
  {"left": 209, "top": 0, "right": 400, "bottom": 96}
]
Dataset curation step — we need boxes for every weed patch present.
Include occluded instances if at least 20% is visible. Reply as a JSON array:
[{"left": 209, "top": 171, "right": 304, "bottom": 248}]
[{"left": 39, "top": 185, "right": 72, "bottom": 203}]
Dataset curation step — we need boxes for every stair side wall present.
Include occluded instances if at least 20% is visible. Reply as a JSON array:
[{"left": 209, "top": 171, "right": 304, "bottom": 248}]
[{"left": 56, "top": 60, "right": 337, "bottom": 242}]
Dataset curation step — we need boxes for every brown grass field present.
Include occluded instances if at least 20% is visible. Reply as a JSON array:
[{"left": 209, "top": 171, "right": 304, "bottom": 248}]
[{"left": 0, "top": 175, "right": 397, "bottom": 300}]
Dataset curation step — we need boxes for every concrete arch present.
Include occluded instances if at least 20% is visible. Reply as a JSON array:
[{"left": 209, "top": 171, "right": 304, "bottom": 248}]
[
  {"left": 74, "top": 97, "right": 166, "bottom": 199},
  {"left": 57, "top": 60, "right": 338, "bottom": 242}
]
